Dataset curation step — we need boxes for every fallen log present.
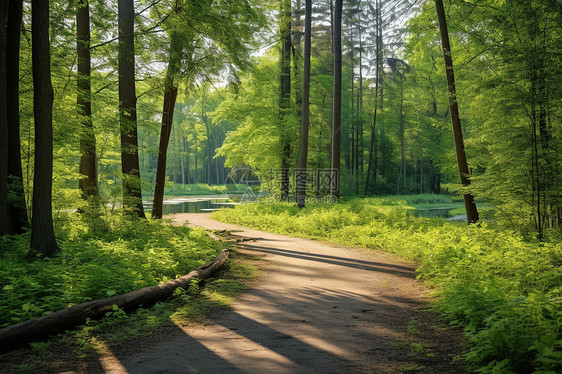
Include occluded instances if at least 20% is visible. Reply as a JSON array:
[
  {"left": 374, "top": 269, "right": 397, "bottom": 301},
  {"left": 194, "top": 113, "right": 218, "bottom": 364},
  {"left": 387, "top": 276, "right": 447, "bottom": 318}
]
[{"left": 0, "top": 248, "right": 231, "bottom": 351}]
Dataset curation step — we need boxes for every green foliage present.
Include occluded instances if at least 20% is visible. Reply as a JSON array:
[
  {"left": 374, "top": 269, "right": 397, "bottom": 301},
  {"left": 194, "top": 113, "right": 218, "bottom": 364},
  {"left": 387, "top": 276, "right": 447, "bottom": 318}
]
[
  {"left": 162, "top": 183, "right": 229, "bottom": 196},
  {"left": 0, "top": 213, "right": 223, "bottom": 327},
  {"left": 212, "top": 199, "right": 562, "bottom": 372},
  {"left": 405, "top": 0, "right": 562, "bottom": 235}
]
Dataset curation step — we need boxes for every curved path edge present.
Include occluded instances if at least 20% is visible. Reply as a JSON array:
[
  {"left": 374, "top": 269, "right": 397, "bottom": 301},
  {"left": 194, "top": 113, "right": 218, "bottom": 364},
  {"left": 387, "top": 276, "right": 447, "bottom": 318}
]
[{"left": 102, "top": 213, "right": 465, "bottom": 374}]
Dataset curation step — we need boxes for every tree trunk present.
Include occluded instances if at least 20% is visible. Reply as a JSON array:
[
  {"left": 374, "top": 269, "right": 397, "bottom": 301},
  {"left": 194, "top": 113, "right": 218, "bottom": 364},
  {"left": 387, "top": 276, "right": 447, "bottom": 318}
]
[
  {"left": 0, "top": 0, "right": 11, "bottom": 235},
  {"left": 296, "top": 0, "right": 312, "bottom": 208},
  {"left": 0, "top": 249, "right": 230, "bottom": 349},
  {"left": 398, "top": 78, "right": 405, "bottom": 195},
  {"left": 292, "top": 0, "right": 303, "bottom": 119},
  {"left": 355, "top": 23, "right": 362, "bottom": 195},
  {"left": 194, "top": 132, "right": 198, "bottom": 183},
  {"left": 152, "top": 32, "right": 181, "bottom": 219},
  {"left": 358, "top": 24, "right": 364, "bottom": 178},
  {"left": 152, "top": 86, "right": 178, "bottom": 218},
  {"left": 184, "top": 136, "right": 191, "bottom": 184},
  {"left": 118, "top": 0, "right": 145, "bottom": 218},
  {"left": 77, "top": 0, "right": 98, "bottom": 199},
  {"left": 30, "top": 0, "right": 59, "bottom": 255},
  {"left": 7, "top": 0, "right": 28, "bottom": 233},
  {"left": 349, "top": 21, "right": 354, "bottom": 175},
  {"left": 201, "top": 102, "right": 212, "bottom": 186},
  {"left": 365, "top": 0, "right": 381, "bottom": 195},
  {"left": 279, "top": 0, "right": 292, "bottom": 201},
  {"left": 330, "top": 0, "right": 343, "bottom": 200},
  {"left": 435, "top": 0, "right": 478, "bottom": 223}
]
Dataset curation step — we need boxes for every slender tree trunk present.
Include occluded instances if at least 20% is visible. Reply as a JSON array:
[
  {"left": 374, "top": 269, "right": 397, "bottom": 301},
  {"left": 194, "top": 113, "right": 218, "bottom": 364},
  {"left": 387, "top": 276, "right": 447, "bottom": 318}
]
[
  {"left": 279, "top": 0, "right": 292, "bottom": 201},
  {"left": 152, "top": 32, "right": 181, "bottom": 219},
  {"left": 435, "top": 0, "right": 478, "bottom": 223},
  {"left": 194, "top": 132, "right": 198, "bottom": 183},
  {"left": 0, "top": 0, "right": 11, "bottom": 235},
  {"left": 151, "top": 86, "right": 177, "bottom": 217},
  {"left": 365, "top": 110, "right": 377, "bottom": 195},
  {"left": 420, "top": 158, "right": 423, "bottom": 194},
  {"left": 296, "top": 0, "right": 312, "bottom": 208},
  {"left": 365, "top": 0, "right": 381, "bottom": 195},
  {"left": 185, "top": 136, "right": 191, "bottom": 184},
  {"left": 349, "top": 21, "right": 354, "bottom": 174},
  {"left": 355, "top": 22, "right": 362, "bottom": 194},
  {"left": 118, "top": 0, "right": 145, "bottom": 217},
  {"left": 292, "top": 0, "right": 303, "bottom": 118},
  {"left": 77, "top": 0, "right": 98, "bottom": 199},
  {"left": 398, "top": 78, "right": 405, "bottom": 194},
  {"left": 330, "top": 0, "right": 343, "bottom": 200},
  {"left": 358, "top": 24, "right": 364, "bottom": 178},
  {"left": 530, "top": 72, "right": 542, "bottom": 238},
  {"left": 376, "top": 2, "right": 387, "bottom": 181},
  {"left": 6, "top": 0, "right": 28, "bottom": 233},
  {"left": 30, "top": 0, "right": 59, "bottom": 255},
  {"left": 203, "top": 113, "right": 211, "bottom": 186}
]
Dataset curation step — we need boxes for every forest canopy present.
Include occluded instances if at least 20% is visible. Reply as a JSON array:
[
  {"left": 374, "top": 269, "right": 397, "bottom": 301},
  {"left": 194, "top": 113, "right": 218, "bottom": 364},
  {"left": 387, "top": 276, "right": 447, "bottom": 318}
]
[{"left": 1, "top": 0, "right": 560, "bottom": 240}]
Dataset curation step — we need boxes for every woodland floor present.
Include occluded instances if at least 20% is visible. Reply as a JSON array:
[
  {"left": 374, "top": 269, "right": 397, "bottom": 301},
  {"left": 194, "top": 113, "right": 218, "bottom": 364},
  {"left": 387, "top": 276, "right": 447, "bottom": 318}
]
[{"left": 1, "top": 213, "right": 466, "bottom": 373}]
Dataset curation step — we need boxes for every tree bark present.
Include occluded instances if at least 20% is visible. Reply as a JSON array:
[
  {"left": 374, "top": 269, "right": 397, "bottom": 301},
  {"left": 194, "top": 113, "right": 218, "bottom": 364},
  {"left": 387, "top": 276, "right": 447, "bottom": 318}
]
[
  {"left": 0, "top": 0, "right": 11, "bottom": 235},
  {"left": 152, "top": 86, "right": 178, "bottom": 218},
  {"left": 398, "top": 78, "right": 405, "bottom": 194},
  {"left": 296, "top": 0, "right": 312, "bottom": 208},
  {"left": 6, "top": 0, "right": 28, "bottom": 233},
  {"left": 279, "top": 0, "right": 292, "bottom": 201},
  {"left": 365, "top": 0, "right": 382, "bottom": 195},
  {"left": 77, "top": 0, "right": 98, "bottom": 199},
  {"left": 330, "top": 0, "right": 343, "bottom": 200},
  {"left": 355, "top": 24, "right": 362, "bottom": 194},
  {"left": 152, "top": 31, "right": 182, "bottom": 219},
  {"left": 435, "top": 0, "right": 478, "bottom": 223},
  {"left": 118, "top": 0, "right": 145, "bottom": 218},
  {"left": 202, "top": 104, "right": 212, "bottom": 186},
  {"left": 0, "top": 249, "right": 230, "bottom": 349},
  {"left": 30, "top": 0, "right": 59, "bottom": 255},
  {"left": 194, "top": 131, "right": 198, "bottom": 183}
]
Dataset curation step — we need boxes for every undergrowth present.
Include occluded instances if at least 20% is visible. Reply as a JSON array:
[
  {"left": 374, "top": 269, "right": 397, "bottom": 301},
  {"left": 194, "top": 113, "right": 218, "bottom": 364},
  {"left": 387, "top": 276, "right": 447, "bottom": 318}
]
[
  {"left": 0, "top": 212, "right": 223, "bottom": 328},
  {"left": 0, "top": 251, "right": 258, "bottom": 373},
  {"left": 152, "top": 183, "right": 230, "bottom": 196},
  {"left": 212, "top": 198, "right": 562, "bottom": 373}
]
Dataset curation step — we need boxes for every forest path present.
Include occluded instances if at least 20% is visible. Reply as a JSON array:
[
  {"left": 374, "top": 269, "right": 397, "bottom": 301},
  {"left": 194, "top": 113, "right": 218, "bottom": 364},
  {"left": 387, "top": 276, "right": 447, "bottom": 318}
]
[{"left": 103, "top": 213, "right": 463, "bottom": 373}]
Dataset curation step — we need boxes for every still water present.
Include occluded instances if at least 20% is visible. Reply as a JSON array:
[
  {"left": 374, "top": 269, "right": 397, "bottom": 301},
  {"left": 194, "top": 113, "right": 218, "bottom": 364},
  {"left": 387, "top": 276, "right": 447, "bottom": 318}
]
[{"left": 143, "top": 195, "right": 237, "bottom": 215}]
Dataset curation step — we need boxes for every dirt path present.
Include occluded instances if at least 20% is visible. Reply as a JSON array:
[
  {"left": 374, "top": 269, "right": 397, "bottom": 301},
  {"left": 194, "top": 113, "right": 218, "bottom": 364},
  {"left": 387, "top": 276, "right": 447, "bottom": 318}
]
[{"left": 102, "top": 213, "right": 464, "bottom": 373}]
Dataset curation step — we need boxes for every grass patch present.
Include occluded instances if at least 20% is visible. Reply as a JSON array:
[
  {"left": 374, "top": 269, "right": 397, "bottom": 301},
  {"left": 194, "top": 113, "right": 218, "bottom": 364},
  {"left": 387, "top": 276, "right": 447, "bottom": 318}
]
[
  {"left": 211, "top": 197, "right": 562, "bottom": 373},
  {"left": 157, "top": 183, "right": 230, "bottom": 196},
  {"left": 0, "top": 213, "right": 223, "bottom": 328},
  {"left": 0, "top": 228, "right": 259, "bottom": 373}
]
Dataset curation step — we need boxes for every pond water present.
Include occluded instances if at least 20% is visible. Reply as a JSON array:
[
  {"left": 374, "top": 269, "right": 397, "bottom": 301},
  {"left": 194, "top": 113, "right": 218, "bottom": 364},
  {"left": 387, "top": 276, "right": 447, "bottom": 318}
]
[{"left": 143, "top": 195, "right": 238, "bottom": 215}]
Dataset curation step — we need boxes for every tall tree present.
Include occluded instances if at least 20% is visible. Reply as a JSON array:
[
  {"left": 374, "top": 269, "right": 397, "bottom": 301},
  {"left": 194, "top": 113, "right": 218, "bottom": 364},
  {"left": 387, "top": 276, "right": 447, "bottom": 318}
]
[
  {"left": 6, "top": 0, "right": 28, "bottom": 233},
  {"left": 0, "top": 0, "right": 10, "bottom": 235},
  {"left": 296, "top": 0, "right": 312, "bottom": 208},
  {"left": 30, "top": 0, "right": 59, "bottom": 255},
  {"left": 201, "top": 99, "right": 212, "bottom": 186},
  {"left": 77, "top": 0, "right": 98, "bottom": 199},
  {"left": 330, "top": 0, "right": 343, "bottom": 199},
  {"left": 118, "top": 0, "right": 145, "bottom": 217},
  {"left": 152, "top": 31, "right": 181, "bottom": 219},
  {"left": 365, "top": 0, "right": 382, "bottom": 195},
  {"left": 434, "top": 0, "right": 478, "bottom": 223},
  {"left": 279, "top": 0, "right": 292, "bottom": 201}
]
